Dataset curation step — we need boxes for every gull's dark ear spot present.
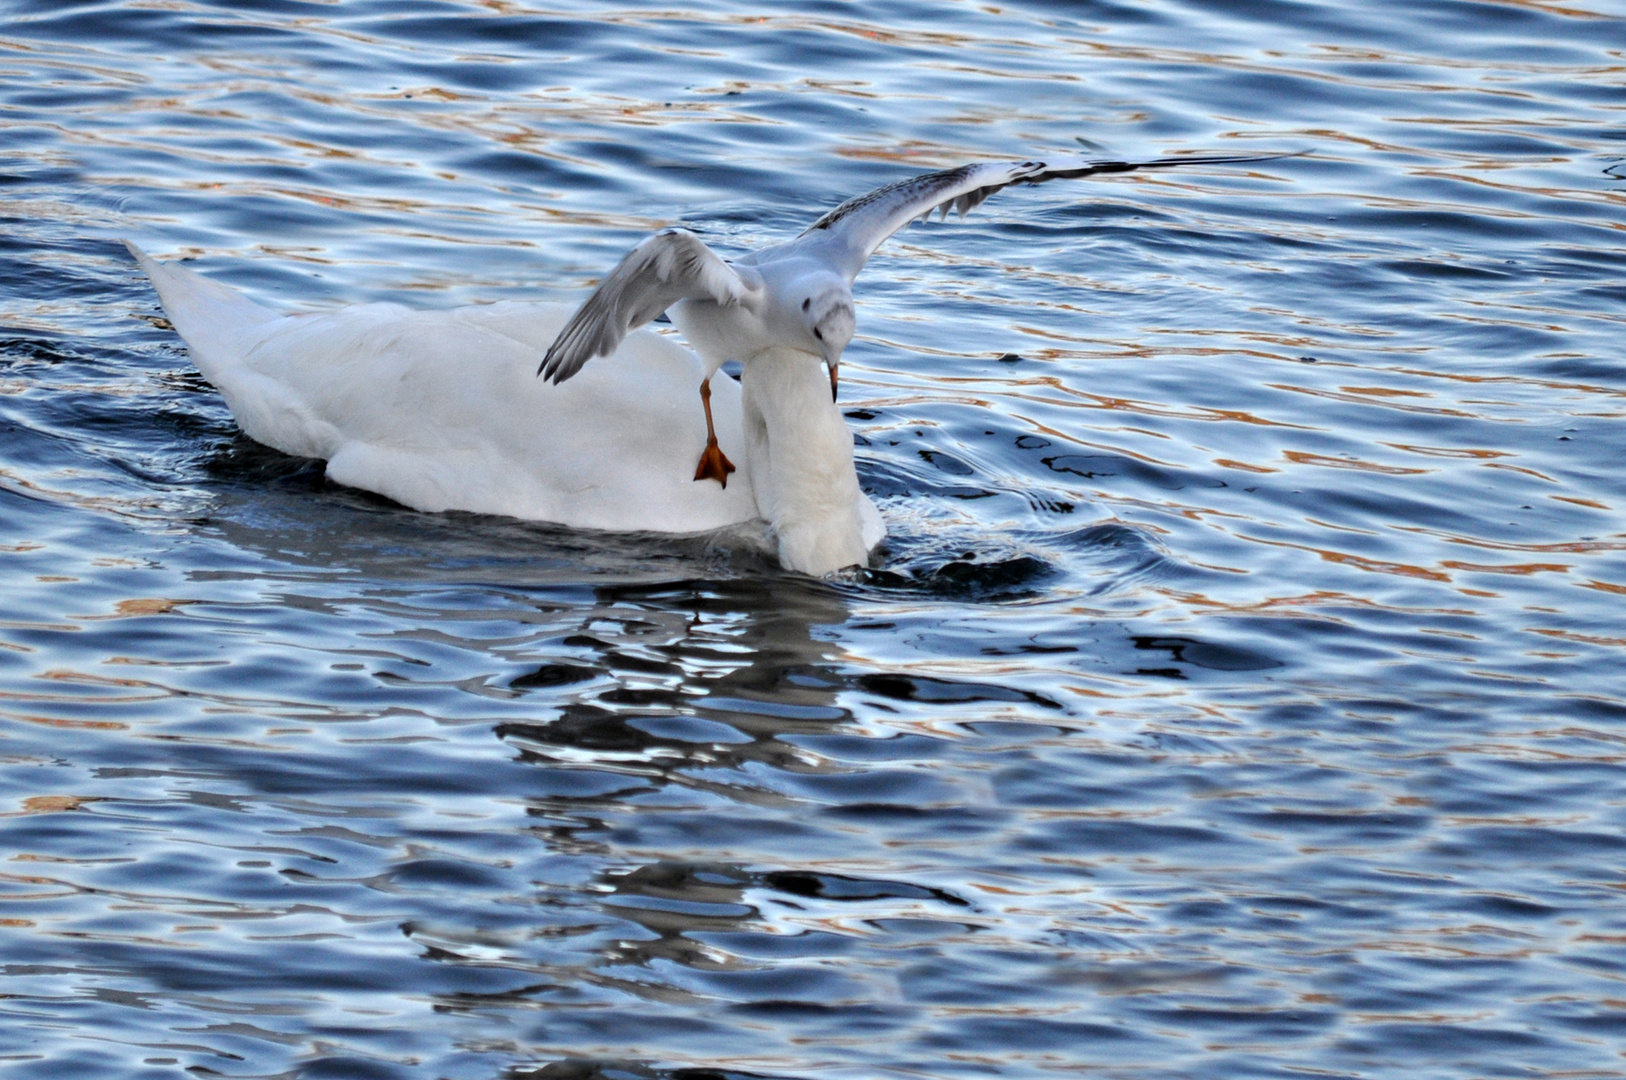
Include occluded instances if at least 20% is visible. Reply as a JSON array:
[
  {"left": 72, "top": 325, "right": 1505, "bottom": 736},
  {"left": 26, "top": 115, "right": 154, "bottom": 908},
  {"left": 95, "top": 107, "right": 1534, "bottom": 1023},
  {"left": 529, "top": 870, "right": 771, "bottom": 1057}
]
[
  {"left": 814, "top": 328, "right": 823, "bottom": 340},
  {"left": 802, "top": 297, "right": 811, "bottom": 311}
]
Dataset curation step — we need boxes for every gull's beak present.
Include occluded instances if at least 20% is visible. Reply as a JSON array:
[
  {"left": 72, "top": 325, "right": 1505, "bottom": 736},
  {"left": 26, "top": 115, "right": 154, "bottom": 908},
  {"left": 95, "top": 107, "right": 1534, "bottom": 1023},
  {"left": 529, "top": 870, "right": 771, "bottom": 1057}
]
[{"left": 827, "top": 360, "right": 839, "bottom": 403}]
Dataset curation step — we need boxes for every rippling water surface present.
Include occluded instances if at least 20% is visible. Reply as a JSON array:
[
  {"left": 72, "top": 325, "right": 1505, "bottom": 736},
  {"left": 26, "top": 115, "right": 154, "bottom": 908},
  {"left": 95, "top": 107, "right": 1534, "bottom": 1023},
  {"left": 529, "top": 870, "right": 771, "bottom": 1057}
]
[{"left": 4, "top": 1, "right": 1626, "bottom": 1077}]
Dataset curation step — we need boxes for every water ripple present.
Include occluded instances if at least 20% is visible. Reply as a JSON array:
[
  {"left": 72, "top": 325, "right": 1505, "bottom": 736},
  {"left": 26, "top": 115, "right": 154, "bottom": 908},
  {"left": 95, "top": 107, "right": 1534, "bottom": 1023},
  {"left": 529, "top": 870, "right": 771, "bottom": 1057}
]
[{"left": 2, "top": 0, "right": 1625, "bottom": 1077}]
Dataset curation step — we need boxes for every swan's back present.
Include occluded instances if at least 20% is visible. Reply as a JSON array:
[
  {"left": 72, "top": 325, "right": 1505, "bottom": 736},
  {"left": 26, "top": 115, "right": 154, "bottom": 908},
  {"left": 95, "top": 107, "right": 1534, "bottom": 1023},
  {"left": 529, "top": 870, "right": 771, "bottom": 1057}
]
[{"left": 129, "top": 244, "right": 758, "bottom": 534}]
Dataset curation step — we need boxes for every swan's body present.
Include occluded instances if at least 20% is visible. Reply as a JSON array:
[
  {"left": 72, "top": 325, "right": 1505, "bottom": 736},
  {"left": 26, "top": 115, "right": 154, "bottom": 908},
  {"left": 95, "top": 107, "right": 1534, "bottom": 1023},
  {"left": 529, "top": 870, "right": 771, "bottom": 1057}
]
[{"left": 127, "top": 243, "right": 882, "bottom": 573}]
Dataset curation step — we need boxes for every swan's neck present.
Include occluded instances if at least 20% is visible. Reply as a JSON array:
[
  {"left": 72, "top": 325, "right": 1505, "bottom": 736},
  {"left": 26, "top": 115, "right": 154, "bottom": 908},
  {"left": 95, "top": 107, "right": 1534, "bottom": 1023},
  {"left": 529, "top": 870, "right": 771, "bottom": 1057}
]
[{"left": 739, "top": 347, "right": 868, "bottom": 576}]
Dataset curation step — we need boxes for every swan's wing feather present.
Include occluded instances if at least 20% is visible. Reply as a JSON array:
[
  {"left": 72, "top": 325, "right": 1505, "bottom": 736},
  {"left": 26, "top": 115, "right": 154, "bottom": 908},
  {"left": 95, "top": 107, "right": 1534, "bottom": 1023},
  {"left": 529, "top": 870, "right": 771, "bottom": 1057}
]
[
  {"left": 539, "top": 228, "right": 759, "bottom": 383},
  {"left": 800, "top": 152, "right": 1296, "bottom": 279}
]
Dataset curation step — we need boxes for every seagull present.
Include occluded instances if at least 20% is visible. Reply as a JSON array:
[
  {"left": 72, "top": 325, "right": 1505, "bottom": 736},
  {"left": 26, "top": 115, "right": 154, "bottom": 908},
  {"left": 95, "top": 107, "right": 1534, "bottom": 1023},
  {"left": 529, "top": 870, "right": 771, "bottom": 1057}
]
[{"left": 538, "top": 151, "right": 1290, "bottom": 486}]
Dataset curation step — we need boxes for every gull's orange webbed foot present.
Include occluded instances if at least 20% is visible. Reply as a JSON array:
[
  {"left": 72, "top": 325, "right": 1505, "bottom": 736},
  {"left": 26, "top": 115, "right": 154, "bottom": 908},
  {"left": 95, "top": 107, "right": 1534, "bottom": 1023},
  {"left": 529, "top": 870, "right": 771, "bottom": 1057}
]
[
  {"left": 693, "top": 375, "right": 736, "bottom": 487},
  {"left": 694, "top": 440, "right": 737, "bottom": 488}
]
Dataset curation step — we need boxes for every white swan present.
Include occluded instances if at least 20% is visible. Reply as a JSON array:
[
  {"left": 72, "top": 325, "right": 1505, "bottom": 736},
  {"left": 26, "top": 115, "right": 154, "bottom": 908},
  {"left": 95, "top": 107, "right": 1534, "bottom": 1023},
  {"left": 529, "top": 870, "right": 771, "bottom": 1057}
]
[{"left": 126, "top": 242, "right": 882, "bottom": 575}]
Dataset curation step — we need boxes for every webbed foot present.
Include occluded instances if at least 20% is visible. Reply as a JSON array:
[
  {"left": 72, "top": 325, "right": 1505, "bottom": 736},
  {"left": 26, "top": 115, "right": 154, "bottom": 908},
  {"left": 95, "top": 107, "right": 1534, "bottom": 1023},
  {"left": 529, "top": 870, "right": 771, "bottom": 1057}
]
[{"left": 694, "top": 439, "right": 737, "bottom": 488}]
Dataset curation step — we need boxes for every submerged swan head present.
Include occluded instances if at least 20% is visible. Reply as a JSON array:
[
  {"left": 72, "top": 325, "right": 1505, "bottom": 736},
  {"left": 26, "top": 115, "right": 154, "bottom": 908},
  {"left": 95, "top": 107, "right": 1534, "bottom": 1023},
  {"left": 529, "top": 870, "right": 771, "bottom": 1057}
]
[
  {"left": 739, "top": 345, "right": 876, "bottom": 576},
  {"left": 797, "top": 276, "right": 855, "bottom": 398}
]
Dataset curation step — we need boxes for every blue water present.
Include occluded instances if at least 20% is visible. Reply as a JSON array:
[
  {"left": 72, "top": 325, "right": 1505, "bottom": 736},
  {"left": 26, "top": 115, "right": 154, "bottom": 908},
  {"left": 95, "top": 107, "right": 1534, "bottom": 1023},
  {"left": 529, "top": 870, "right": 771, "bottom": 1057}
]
[{"left": 3, "top": 1, "right": 1626, "bottom": 1077}]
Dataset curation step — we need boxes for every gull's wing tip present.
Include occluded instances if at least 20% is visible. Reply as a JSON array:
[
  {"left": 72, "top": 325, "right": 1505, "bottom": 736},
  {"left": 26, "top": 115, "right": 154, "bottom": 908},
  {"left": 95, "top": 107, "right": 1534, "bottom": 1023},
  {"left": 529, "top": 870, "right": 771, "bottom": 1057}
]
[
  {"left": 1167, "top": 148, "right": 1309, "bottom": 164},
  {"left": 538, "top": 357, "right": 568, "bottom": 385}
]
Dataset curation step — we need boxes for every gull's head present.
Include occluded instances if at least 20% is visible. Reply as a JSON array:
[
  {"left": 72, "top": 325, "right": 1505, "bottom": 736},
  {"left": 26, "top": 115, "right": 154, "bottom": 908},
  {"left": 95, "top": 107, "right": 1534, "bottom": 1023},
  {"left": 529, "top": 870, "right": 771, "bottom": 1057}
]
[{"left": 798, "top": 279, "right": 855, "bottom": 400}]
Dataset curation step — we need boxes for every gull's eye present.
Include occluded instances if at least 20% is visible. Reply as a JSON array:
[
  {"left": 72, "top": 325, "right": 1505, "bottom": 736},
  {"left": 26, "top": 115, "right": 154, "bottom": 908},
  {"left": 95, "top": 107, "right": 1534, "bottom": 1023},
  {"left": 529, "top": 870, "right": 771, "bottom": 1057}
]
[
  {"left": 802, "top": 298, "right": 811, "bottom": 311},
  {"left": 814, "top": 328, "right": 823, "bottom": 340}
]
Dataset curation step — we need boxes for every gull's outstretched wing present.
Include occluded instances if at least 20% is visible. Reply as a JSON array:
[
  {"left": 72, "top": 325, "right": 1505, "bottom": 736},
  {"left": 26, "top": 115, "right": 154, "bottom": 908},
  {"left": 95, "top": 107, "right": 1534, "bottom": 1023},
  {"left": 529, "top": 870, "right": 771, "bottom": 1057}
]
[
  {"left": 540, "top": 228, "right": 761, "bottom": 384},
  {"left": 799, "top": 152, "right": 1296, "bottom": 281}
]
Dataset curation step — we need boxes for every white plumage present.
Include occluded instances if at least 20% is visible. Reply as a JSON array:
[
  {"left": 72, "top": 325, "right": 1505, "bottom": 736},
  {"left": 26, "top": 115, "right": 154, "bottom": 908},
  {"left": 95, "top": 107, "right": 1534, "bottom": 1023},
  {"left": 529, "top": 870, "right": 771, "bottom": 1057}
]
[
  {"left": 127, "top": 242, "right": 882, "bottom": 572},
  {"left": 129, "top": 150, "right": 1287, "bottom": 574}
]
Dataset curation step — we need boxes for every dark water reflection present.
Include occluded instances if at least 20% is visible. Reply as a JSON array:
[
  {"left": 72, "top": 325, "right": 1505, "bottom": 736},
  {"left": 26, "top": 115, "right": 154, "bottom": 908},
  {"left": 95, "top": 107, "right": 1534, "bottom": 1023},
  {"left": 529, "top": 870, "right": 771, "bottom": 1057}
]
[{"left": 4, "top": 0, "right": 1626, "bottom": 1077}]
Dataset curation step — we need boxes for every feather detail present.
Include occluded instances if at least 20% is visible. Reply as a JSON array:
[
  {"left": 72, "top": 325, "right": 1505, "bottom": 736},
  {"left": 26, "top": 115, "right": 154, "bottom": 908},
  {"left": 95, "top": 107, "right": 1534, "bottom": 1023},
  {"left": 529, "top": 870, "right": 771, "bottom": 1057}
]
[
  {"left": 798, "top": 151, "right": 1298, "bottom": 280},
  {"left": 539, "top": 228, "right": 759, "bottom": 384}
]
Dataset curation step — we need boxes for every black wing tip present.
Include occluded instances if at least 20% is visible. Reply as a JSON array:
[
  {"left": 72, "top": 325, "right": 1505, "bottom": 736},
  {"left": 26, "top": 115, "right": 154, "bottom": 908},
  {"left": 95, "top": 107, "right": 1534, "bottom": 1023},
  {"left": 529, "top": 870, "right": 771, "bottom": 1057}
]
[
  {"left": 1035, "top": 147, "right": 1307, "bottom": 181},
  {"left": 1141, "top": 148, "right": 1309, "bottom": 168},
  {"left": 542, "top": 361, "right": 578, "bottom": 385},
  {"left": 538, "top": 343, "right": 562, "bottom": 380},
  {"left": 538, "top": 339, "right": 579, "bottom": 383},
  {"left": 540, "top": 347, "right": 584, "bottom": 385}
]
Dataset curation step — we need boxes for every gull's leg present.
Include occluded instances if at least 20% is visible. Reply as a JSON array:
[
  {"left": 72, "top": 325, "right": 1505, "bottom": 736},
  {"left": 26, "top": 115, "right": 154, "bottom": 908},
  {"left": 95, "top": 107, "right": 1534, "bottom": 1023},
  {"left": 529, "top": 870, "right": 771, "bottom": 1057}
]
[{"left": 693, "top": 377, "right": 737, "bottom": 488}]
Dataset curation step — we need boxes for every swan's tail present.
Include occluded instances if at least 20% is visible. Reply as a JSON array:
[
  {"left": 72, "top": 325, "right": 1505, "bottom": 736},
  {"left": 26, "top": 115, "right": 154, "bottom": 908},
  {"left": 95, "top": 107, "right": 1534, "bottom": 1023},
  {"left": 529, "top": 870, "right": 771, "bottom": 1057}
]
[{"left": 125, "top": 241, "right": 281, "bottom": 383}]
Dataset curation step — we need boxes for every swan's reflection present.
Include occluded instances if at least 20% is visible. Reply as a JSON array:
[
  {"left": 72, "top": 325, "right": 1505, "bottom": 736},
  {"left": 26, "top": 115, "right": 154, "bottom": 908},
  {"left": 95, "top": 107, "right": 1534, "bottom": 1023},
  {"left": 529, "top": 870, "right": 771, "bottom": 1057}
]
[
  {"left": 198, "top": 459, "right": 862, "bottom": 794},
  {"left": 192, "top": 453, "right": 982, "bottom": 1057},
  {"left": 499, "top": 574, "right": 855, "bottom": 780}
]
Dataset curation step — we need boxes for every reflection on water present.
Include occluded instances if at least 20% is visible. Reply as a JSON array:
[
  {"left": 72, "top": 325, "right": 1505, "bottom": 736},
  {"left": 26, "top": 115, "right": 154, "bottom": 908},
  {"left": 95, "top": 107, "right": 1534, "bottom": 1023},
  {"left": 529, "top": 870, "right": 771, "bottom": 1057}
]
[{"left": 3, "top": 0, "right": 1626, "bottom": 1077}]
